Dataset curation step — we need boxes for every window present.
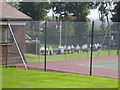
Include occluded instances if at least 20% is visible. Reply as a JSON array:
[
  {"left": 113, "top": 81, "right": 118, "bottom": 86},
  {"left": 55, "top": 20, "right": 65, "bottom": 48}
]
[
  {"left": 7, "top": 28, "right": 13, "bottom": 43},
  {"left": 0, "top": 26, "right": 13, "bottom": 43}
]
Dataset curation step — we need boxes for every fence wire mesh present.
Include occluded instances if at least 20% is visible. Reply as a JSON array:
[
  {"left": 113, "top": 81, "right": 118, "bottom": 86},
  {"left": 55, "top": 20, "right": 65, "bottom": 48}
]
[
  {"left": 2, "top": 21, "right": 119, "bottom": 78},
  {"left": 6, "top": 25, "right": 26, "bottom": 67}
]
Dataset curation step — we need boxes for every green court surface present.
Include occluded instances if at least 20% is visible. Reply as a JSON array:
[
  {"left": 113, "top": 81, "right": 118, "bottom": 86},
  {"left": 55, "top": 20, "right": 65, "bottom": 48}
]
[{"left": 79, "top": 60, "right": 119, "bottom": 69}]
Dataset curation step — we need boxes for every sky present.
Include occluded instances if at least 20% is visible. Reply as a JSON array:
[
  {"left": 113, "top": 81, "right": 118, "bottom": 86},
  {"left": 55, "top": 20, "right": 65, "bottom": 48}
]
[{"left": 87, "top": 9, "right": 99, "bottom": 20}]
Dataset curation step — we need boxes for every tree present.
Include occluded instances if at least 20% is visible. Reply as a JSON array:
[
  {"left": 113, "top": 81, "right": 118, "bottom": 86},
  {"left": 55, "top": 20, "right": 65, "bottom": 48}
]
[
  {"left": 51, "top": 2, "right": 92, "bottom": 44},
  {"left": 19, "top": 2, "right": 51, "bottom": 21},
  {"left": 7, "top": 2, "right": 19, "bottom": 9},
  {"left": 51, "top": 2, "right": 90, "bottom": 22},
  {"left": 91, "top": 1, "right": 120, "bottom": 22},
  {"left": 18, "top": 2, "right": 51, "bottom": 37},
  {"left": 111, "top": 2, "right": 120, "bottom": 22}
]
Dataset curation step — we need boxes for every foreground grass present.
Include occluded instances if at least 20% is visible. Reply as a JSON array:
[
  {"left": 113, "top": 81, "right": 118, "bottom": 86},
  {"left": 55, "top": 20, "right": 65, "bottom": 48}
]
[
  {"left": 25, "top": 50, "right": 117, "bottom": 63},
  {"left": 2, "top": 68, "right": 118, "bottom": 88},
  {"left": 0, "top": 67, "right": 2, "bottom": 90}
]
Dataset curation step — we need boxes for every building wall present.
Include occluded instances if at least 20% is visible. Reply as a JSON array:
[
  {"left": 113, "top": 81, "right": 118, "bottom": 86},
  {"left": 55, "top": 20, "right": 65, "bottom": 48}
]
[
  {"left": 26, "top": 42, "right": 36, "bottom": 54},
  {"left": 10, "top": 25, "right": 26, "bottom": 54},
  {"left": 1, "top": 25, "right": 26, "bottom": 65}
]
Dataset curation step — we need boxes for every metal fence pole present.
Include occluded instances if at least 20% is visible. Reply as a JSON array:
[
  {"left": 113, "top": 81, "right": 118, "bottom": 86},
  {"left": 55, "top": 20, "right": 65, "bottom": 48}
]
[
  {"left": 90, "top": 21, "right": 94, "bottom": 76},
  {"left": 36, "top": 38, "right": 38, "bottom": 55},
  {"left": 117, "top": 23, "right": 120, "bottom": 55},
  {"left": 6, "top": 22, "right": 9, "bottom": 68},
  {"left": 44, "top": 21, "right": 47, "bottom": 71},
  {"left": 108, "top": 28, "right": 111, "bottom": 56}
]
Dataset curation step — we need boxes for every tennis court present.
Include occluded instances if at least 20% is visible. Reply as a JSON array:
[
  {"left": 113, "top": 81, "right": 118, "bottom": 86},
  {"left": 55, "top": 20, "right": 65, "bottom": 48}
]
[
  {"left": 81, "top": 60, "right": 119, "bottom": 69},
  {"left": 14, "top": 55, "right": 119, "bottom": 79}
]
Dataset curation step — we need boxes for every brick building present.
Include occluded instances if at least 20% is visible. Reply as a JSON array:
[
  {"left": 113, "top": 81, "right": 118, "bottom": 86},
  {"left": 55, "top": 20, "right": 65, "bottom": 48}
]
[{"left": 0, "top": 2, "right": 31, "bottom": 65}]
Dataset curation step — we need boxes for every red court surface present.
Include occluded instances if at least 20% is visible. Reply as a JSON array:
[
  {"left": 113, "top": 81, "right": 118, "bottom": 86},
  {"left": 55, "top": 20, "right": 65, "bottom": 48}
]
[{"left": 14, "top": 55, "right": 119, "bottom": 79}]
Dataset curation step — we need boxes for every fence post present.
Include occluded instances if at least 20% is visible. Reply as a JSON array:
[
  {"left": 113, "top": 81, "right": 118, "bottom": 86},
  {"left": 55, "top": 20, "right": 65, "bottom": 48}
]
[
  {"left": 90, "top": 21, "right": 94, "bottom": 76},
  {"left": 44, "top": 21, "right": 47, "bottom": 71},
  {"left": 36, "top": 38, "right": 38, "bottom": 55},
  {"left": 117, "top": 23, "right": 120, "bottom": 55}
]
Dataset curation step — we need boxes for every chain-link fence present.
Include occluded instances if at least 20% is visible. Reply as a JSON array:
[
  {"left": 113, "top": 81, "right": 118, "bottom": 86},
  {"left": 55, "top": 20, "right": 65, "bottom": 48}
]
[
  {"left": 25, "top": 21, "right": 91, "bottom": 63},
  {"left": 2, "top": 21, "right": 119, "bottom": 78}
]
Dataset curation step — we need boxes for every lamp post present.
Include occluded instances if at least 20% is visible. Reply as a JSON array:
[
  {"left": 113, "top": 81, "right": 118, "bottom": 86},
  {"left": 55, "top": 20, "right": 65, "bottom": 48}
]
[
  {"left": 59, "top": 21, "right": 62, "bottom": 46},
  {"left": 38, "top": 27, "right": 43, "bottom": 62}
]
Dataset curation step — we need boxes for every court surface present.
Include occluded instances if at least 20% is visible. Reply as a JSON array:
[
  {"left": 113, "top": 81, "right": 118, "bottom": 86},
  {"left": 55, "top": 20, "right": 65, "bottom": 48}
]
[{"left": 15, "top": 55, "right": 119, "bottom": 79}]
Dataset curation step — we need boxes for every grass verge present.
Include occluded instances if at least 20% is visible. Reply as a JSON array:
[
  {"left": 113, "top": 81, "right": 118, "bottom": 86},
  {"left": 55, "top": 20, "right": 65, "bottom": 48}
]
[
  {"left": 25, "top": 50, "right": 117, "bottom": 63},
  {"left": 2, "top": 68, "right": 118, "bottom": 88}
]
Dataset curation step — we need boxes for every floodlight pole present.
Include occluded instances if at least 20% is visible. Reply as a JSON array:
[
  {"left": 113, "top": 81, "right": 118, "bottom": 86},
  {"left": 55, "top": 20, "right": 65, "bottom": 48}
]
[
  {"left": 44, "top": 20, "right": 47, "bottom": 71},
  {"left": 65, "top": 22, "right": 68, "bottom": 60},
  {"left": 90, "top": 21, "right": 94, "bottom": 76},
  {"left": 38, "top": 26, "right": 41, "bottom": 63},
  {"left": 106, "top": 15, "right": 110, "bottom": 56},
  {"left": 60, "top": 21, "right": 62, "bottom": 46}
]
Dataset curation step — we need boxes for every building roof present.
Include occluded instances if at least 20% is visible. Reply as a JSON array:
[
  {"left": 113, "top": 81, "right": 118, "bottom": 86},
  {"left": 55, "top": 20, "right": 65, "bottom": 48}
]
[
  {"left": 40, "top": 21, "right": 60, "bottom": 28},
  {"left": 0, "top": 1, "right": 31, "bottom": 21}
]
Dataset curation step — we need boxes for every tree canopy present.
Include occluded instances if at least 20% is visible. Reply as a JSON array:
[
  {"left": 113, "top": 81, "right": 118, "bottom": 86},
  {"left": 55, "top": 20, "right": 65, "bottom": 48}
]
[
  {"left": 51, "top": 2, "right": 91, "bottom": 22},
  {"left": 7, "top": 1, "right": 120, "bottom": 22},
  {"left": 7, "top": 1, "right": 119, "bottom": 45},
  {"left": 18, "top": 2, "right": 51, "bottom": 21},
  {"left": 111, "top": 2, "right": 120, "bottom": 22}
]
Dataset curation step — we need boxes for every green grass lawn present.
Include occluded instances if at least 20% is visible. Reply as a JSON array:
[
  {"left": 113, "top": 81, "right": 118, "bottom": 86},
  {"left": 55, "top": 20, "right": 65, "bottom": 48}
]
[
  {"left": 2, "top": 68, "right": 118, "bottom": 88},
  {"left": 0, "top": 67, "right": 2, "bottom": 90},
  {"left": 25, "top": 50, "right": 117, "bottom": 63}
]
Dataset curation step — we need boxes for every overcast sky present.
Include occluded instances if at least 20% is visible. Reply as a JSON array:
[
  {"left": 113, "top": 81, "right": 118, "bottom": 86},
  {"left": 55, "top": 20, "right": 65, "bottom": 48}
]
[{"left": 87, "top": 9, "right": 99, "bottom": 20}]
